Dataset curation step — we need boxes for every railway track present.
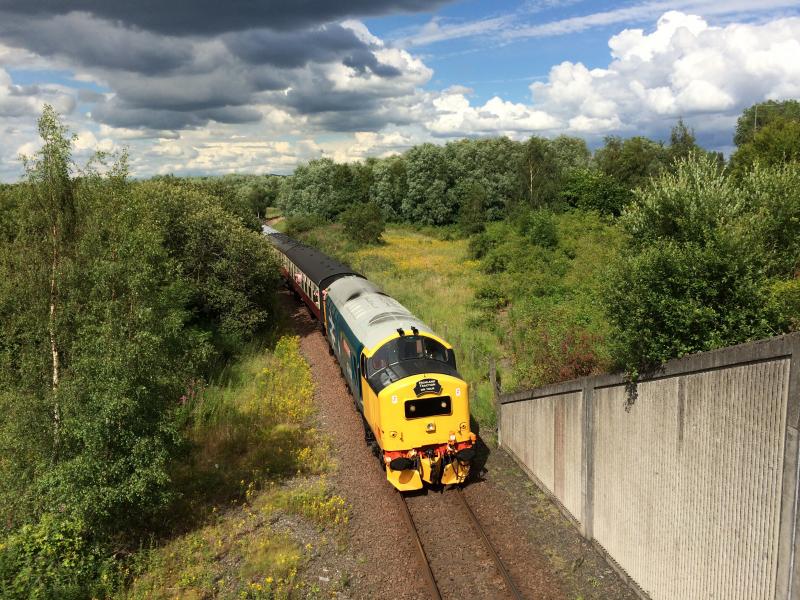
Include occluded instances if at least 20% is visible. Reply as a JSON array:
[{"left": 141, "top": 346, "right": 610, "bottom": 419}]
[{"left": 398, "top": 487, "right": 525, "bottom": 600}]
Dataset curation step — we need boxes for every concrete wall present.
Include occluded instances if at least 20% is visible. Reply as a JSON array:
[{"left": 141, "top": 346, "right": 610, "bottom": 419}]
[{"left": 498, "top": 333, "right": 800, "bottom": 600}]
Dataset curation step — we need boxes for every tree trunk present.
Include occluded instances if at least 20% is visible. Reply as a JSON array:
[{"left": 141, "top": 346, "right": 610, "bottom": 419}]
[
  {"left": 49, "top": 225, "right": 60, "bottom": 449},
  {"left": 529, "top": 162, "right": 534, "bottom": 205}
]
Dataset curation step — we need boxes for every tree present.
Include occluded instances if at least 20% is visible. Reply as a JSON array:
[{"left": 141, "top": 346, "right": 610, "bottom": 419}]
[
  {"left": 444, "top": 137, "right": 521, "bottom": 220},
  {"left": 518, "top": 136, "right": 559, "bottom": 208},
  {"left": 370, "top": 156, "right": 407, "bottom": 221},
  {"left": 667, "top": 118, "right": 702, "bottom": 165},
  {"left": 595, "top": 135, "right": 668, "bottom": 190},
  {"left": 452, "top": 180, "right": 488, "bottom": 234},
  {"left": 18, "top": 105, "right": 76, "bottom": 454},
  {"left": 550, "top": 135, "right": 592, "bottom": 174},
  {"left": 604, "top": 154, "right": 797, "bottom": 372},
  {"left": 734, "top": 99, "right": 800, "bottom": 147},
  {"left": 403, "top": 144, "right": 456, "bottom": 225},
  {"left": 560, "top": 168, "right": 630, "bottom": 216},
  {"left": 729, "top": 119, "right": 800, "bottom": 177},
  {"left": 340, "top": 201, "right": 385, "bottom": 244}
]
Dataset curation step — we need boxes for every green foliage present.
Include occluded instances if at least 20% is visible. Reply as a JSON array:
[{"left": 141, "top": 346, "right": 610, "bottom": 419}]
[
  {"left": 730, "top": 119, "right": 800, "bottom": 177},
  {"left": 278, "top": 158, "right": 370, "bottom": 220},
  {"left": 667, "top": 118, "right": 703, "bottom": 165},
  {"left": 0, "top": 107, "right": 283, "bottom": 596},
  {"left": 606, "top": 239, "right": 771, "bottom": 369},
  {"left": 0, "top": 514, "right": 116, "bottom": 600},
  {"left": 135, "top": 179, "right": 279, "bottom": 350},
  {"left": 560, "top": 168, "right": 630, "bottom": 216},
  {"left": 454, "top": 180, "right": 488, "bottom": 234},
  {"left": 606, "top": 154, "right": 800, "bottom": 372},
  {"left": 284, "top": 213, "right": 325, "bottom": 237},
  {"left": 369, "top": 155, "right": 407, "bottom": 221},
  {"left": 340, "top": 201, "right": 385, "bottom": 245},
  {"left": 403, "top": 143, "right": 457, "bottom": 225},
  {"left": 734, "top": 99, "right": 800, "bottom": 147},
  {"left": 443, "top": 137, "right": 521, "bottom": 220},
  {"left": 517, "top": 136, "right": 560, "bottom": 208},
  {"left": 736, "top": 162, "right": 800, "bottom": 277},
  {"left": 516, "top": 209, "right": 559, "bottom": 248},
  {"left": 595, "top": 135, "right": 668, "bottom": 190}
]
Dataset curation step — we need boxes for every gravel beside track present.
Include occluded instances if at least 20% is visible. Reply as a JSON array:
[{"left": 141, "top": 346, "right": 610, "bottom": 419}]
[{"left": 285, "top": 289, "right": 631, "bottom": 599}]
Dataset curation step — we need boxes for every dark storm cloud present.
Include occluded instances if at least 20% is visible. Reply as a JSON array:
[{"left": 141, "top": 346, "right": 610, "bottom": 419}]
[
  {"left": 0, "top": 13, "right": 191, "bottom": 75},
  {"left": 226, "top": 24, "right": 399, "bottom": 76},
  {"left": 0, "top": 0, "right": 449, "bottom": 36},
  {"left": 0, "top": 0, "right": 434, "bottom": 132},
  {"left": 92, "top": 98, "right": 262, "bottom": 130},
  {"left": 310, "top": 109, "right": 416, "bottom": 132}
]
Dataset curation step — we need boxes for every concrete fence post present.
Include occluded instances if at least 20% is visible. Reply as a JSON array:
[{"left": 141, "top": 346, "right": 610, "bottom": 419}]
[
  {"left": 779, "top": 338, "right": 800, "bottom": 599},
  {"left": 580, "top": 379, "right": 595, "bottom": 540}
]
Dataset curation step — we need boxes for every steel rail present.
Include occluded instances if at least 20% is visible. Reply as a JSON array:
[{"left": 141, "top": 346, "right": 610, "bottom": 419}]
[
  {"left": 397, "top": 491, "right": 443, "bottom": 600},
  {"left": 453, "top": 487, "right": 525, "bottom": 600}
]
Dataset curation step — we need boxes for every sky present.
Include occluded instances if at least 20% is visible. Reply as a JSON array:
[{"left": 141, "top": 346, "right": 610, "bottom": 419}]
[{"left": 1, "top": 0, "right": 799, "bottom": 181}]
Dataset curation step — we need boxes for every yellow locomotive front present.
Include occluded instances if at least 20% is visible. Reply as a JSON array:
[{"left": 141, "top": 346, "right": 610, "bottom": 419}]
[{"left": 359, "top": 331, "right": 476, "bottom": 491}]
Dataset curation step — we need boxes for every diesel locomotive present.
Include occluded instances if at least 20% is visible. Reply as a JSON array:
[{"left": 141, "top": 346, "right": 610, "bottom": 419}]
[{"left": 262, "top": 225, "right": 476, "bottom": 491}]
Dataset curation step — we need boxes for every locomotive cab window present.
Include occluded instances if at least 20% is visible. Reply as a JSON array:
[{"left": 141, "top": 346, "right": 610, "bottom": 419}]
[
  {"left": 365, "top": 335, "right": 459, "bottom": 394},
  {"left": 367, "top": 335, "right": 454, "bottom": 377}
]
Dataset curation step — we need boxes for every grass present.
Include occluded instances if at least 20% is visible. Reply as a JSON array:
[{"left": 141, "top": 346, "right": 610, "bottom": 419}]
[
  {"left": 119, "top": 334, "right": 346, "bottom": 598},
  {"left": 300, "top": 224, "right": 500, "bottom": 428}
]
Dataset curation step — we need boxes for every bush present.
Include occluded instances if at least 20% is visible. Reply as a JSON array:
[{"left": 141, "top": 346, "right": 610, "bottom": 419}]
[
  {"left": 0, "top": 514, "right": 117, "bottom": 600},
  {"left": 340, "top": 201, "right": 385, "bottom": 245},
  {"left": 604, "top": 155, "right": 797, "bottom": 372},
  {"left": 561, "top": 168, "right": 630, "bottom": 216},
  {"left": 605, "top": 239, "right": 771, "bottom": 370},
  {"left": 516, "top": 209, "right": 558, "bottom": 248},
  {"left": 285, "top": 213, "right": 324, "bottom": 237}
]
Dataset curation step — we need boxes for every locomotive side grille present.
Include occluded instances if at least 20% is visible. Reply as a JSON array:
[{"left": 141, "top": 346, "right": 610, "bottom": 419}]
[{"left": 405, "top": 396, "right": 452, "bottom": 419}]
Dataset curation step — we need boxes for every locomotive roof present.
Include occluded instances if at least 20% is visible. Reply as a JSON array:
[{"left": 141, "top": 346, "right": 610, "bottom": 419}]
[
  {"left": 327, "top": 275, "right": 438, "bottom": 351},
  {"left": 263, "top": 228, "right": 362, "bottom": 289}
]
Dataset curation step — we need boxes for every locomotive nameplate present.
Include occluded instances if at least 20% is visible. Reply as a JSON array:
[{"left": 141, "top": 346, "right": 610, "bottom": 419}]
[{"left": 414, "top": 378, "right": 442, "bottom": 396}]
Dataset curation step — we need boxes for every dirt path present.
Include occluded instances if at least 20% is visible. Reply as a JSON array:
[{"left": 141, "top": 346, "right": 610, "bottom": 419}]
[{"left": 284, "top": 290, "right": 636, "bottom": 599}]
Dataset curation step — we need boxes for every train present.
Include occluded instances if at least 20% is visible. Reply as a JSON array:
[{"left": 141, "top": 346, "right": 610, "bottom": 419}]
[{"left": 262, "top": 225, "right": 476, "bottom": 491}]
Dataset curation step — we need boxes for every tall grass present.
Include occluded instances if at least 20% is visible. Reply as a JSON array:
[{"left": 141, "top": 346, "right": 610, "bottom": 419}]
[{"left": 121, "top": 335, "right": 344, "bottom": 598}]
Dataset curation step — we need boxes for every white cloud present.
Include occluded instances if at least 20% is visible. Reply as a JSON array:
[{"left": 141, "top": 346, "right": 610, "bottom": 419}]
[
  {"left": 426, "top": 89, "right": 559, "bottom": 137},
  {"left": 528, "top": 11, "right": 800, "bottom": 134}
]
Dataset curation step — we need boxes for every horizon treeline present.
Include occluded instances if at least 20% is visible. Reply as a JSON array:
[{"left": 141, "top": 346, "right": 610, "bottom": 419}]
[{"left": 273, "top": 99, "right": 800, "bottom": 232}]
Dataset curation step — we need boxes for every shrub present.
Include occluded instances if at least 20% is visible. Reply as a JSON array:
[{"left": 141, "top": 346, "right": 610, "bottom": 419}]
[
  {"left": 467, "top": 232, "right": 494, "bottom": 260},
  {"left": 605, "top": 239, "right": 771, "bottom": 370},
  {"left": 474, "top": 283, "right": 509, "bottom": 311},
  {"left": 0, "top": 514, "right": 117, "bottom": 600},
  {"left": 604, "top": 154, "right": 792, "bottom": 372},
  {"left": 340, "top": 201, "right": 385, "bottom": 245},
  {"left": 516, "top": 209, "right": 558, "bottom": 248},
  {"left": 284, "top": 213, "right": 324, "bottom": 237}
]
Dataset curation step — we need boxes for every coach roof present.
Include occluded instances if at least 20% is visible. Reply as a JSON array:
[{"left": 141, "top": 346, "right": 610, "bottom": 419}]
[{"left": 264, "top": 230, "right": 362, "bottom": 289}]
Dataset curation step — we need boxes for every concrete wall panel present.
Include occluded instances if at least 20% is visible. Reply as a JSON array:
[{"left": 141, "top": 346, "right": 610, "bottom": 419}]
[{"left": 499, "top": 333, "right": 800, "bottom": 600}]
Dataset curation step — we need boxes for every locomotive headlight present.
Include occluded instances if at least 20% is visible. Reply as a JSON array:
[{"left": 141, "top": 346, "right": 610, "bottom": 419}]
[
  {"left": 459, "top": 422, "right": 467, "bottom": 431},
  {"left": 449, "top": 432, "right": 456, "bottom": 442},
  {"left": 426, "top": 422, "right": 436, "bottom": 433}
]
